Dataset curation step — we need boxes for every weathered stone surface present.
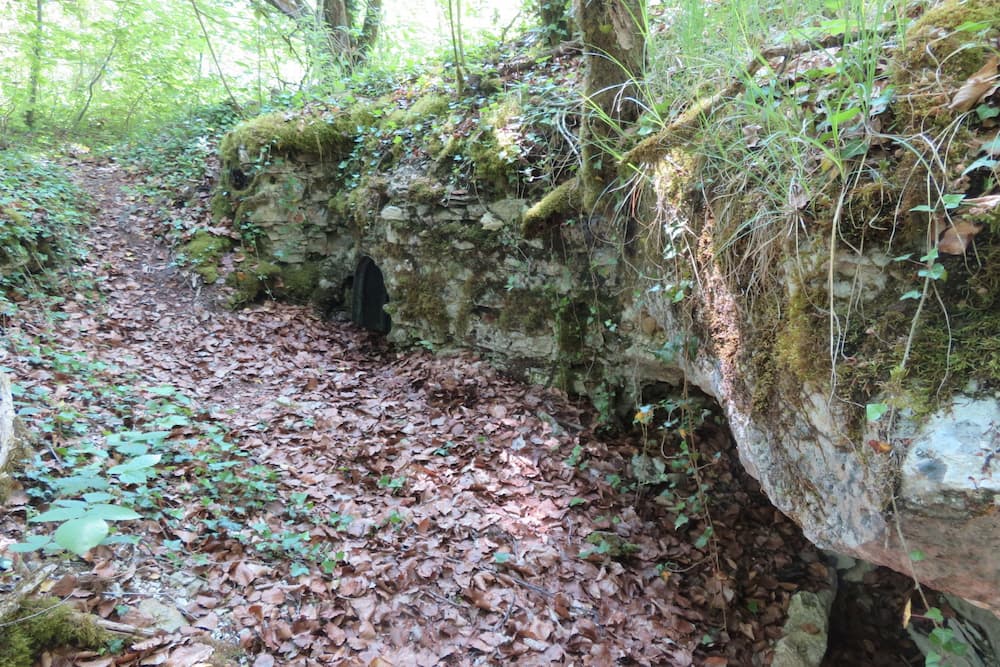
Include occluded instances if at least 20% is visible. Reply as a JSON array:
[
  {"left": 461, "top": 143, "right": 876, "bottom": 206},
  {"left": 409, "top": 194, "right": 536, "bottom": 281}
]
[
  {"left": 215, "top": 14, "right": 1000, "bottom": 615},
  {"left": 902, "top": 396, "right": 1000, "bottom": 503},
  {"left": 772, "top": 589, "right": 835, "bottom": 667}
]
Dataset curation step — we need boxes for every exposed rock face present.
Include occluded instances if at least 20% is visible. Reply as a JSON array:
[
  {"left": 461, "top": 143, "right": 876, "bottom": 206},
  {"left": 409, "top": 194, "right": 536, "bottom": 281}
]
[{"left": 213, "top": 0, "right": 1000, "bottom": 613}]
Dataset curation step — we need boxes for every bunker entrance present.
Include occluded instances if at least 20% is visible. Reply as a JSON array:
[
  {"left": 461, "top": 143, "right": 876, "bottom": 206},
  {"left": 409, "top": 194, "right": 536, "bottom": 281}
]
[{"left": 351, "top": 256, "right": 391, "bottom": 334}]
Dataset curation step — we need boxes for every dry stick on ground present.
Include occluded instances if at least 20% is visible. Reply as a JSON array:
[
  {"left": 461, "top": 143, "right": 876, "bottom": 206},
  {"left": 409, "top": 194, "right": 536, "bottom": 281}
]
[{"left": 622, "top": 29, "right": 894, "bottom": 167}]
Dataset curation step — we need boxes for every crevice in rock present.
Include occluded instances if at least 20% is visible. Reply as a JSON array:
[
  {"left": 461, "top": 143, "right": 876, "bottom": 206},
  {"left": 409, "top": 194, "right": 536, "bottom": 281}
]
[{"left": 351, "top": 255, "right": 391, "bottom": 334}]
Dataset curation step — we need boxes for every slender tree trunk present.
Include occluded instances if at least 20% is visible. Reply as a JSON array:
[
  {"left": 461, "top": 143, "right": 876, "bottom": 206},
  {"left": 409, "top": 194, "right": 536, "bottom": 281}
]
[
  {"left": 573, "top": 0, "right": 646, "bottom": 210},
  {"left": 72, "top": 33, "right": 118, "bottom": 131},
  {"left": 261, "top": 0, "right": 382, "bottom": 72},
  {"left": 357, "top": 0, "right": 383, "bottom": 58},
  {"left": 446, "top": 0, "right": 465, "bottom": 97},
  {"left": 322, "top": 0, "right": 352, "bottom": 53},
  {"left": 25, "top": 0, "right": 44, "bottom": 129}
]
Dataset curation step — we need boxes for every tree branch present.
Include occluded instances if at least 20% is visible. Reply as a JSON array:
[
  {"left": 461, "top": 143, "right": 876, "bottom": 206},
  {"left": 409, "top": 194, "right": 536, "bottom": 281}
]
[{"left": 189, "top": 0, "right": 243, "bottom": 115}]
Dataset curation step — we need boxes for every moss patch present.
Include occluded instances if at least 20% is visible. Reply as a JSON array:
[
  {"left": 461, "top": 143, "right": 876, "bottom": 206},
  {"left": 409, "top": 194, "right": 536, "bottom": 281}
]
[
  {"left": 180, "top": 231, "right": 233, "bottom": 284},
  {"left": 499, "top": 288, "right": 553, "bottom": 334},
  {"left": 894, "top": 0, "right": 1000, "bottom": 82},
  {"left": 393, "top": 270, "right": 450, "bottom": 339},
  {"left": 276, "top": 261, "right": 321, "bottom": 303},
  {"left": 220, "top": 104, "right": 373, "bottom": 166},
  {"left": 0, "top": 597, "right": 108, "bottom": 667},
  {"left": 521, "top": 178, "right": 581, "bottom": 238},
  {"left": 226, "top": 260, "right": 282, "bottom": 307}
]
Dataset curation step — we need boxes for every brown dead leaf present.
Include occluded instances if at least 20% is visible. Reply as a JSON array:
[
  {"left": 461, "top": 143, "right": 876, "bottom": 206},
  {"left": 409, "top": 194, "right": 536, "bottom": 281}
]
[
  {"left": 49, "top": 574, "right": 78, "bottom": 597},
  {"left": 949, "top": 55, "right": 1000, "bottom": 112},
  {"left": 938, "top": 221, "right": 984, "bottom": 255},
  {"left": 165, "top": 643, "right": 214, "bottom": 666},
  {"left": 260, "top": 587, "right": 285, "bottom": 604}
]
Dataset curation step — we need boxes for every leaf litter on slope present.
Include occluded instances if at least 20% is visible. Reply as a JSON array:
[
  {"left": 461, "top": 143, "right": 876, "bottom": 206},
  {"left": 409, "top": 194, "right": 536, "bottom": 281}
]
[{"left": 0, "top": 161, "right": 835, "bottom": 666}]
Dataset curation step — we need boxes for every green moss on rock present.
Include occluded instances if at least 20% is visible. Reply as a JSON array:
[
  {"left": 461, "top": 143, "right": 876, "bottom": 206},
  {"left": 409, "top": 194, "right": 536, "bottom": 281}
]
[
  {"left": 0, "top": 597, "right": 108, "bottom": 667},
  {"left": 220, "top": 104, "right": 373, "bottom": 166},
  {"left": 394, "top": 270, "right": 450, "bottom": 338},
  {"left": 226, "top": 260, "right": 282, "bottom": 307},
  {"left": 405, "top": 93, "right": 451, "bottom": 123},
  {"left": 895, "top": 0, "right": 1000, "bottom": 82},
  {"left": 499, "top": 288, "right": 553, "bottom": 333},
  {"left": 181, "top": 231, "right": 233, "bottom": 284},
  {"left": 276, "top": 261, "right": 321, "bottom": 303},
  {"left": 521, "top": 178, "right": 581, "bottom": 238}
]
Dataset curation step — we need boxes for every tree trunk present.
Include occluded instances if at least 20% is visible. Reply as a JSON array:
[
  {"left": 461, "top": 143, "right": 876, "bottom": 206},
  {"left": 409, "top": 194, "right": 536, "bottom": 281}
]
[
  {"left": 261, "top": 0, "right": 382, "bottom": 71},
  {"left": 573, "top": 0, "right": 645, "bottom": 210},
  {"left": 357, "top": 0, "right": 383, "bottom": 58},
  {"left": 322, "top": 0, "right": 351, "bottom": 53},
  {"left": 0, "top": 373, "right": 14, "bottom": 474},
  {"left": 25, "top": 0, "right": 44, "bottom": 129}
]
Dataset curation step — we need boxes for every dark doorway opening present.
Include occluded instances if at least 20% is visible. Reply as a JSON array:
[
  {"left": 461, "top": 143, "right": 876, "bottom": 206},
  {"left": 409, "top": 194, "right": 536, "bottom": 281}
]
[{"left": 351, "top": 256, "right": 391, "bottom": 334}]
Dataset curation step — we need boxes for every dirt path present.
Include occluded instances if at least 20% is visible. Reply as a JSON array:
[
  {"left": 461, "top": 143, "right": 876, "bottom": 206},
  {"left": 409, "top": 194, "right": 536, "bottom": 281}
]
[{"left": 3, "top": 161, "right": 849, "bottom": 666}]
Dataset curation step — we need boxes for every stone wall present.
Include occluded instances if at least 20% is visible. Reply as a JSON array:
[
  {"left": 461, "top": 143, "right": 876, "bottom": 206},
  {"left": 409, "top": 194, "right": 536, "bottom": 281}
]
[{"left": 214, "top": 0, "right": 1000, "bottom": 612}]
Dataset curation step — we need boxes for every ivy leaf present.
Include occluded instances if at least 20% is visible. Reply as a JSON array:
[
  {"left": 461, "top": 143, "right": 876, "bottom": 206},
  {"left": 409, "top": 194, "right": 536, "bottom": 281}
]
[{"left": 866, "top": 403, "right": 889, "bottom": 422}]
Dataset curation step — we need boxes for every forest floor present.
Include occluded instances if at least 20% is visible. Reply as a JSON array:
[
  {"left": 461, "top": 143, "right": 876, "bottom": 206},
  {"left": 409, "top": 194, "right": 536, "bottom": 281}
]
[{"left": 0, "top": 160, "right": 920, "bottom": 666}]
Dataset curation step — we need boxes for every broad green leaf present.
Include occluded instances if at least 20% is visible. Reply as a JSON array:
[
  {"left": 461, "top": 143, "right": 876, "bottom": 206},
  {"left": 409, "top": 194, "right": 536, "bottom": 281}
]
[
  {"left": 828, "top": 106, "right": 861, "bottom": 126},
  {"left": 31, "top": 505, "right": 87, "bottom": 523},
  {"left": 866, "top": 403, "right": 889, "bottom": 422},
  {"left": 109, "top": 454, "right": 162, "bottom": 474},
  {"left": 925, "top": 607, "right": 944, "bottom": 623},
  {"left": 941, "top": 194, "right": 965, "bottom": 209},
  {"left": 54, "top": 516, "right": 110, "bottom": 557},
  {"left": 8, "top": 535, "right": 52, "bottom": 552},
  {"left": 910, "top": 549, "right": 926, "bottom": 562},
  {"left": 53, "top": 499, "right": 90, "bottom": 509},
  {"left": 962, "top": 155, "right": 997, "bottom": 176},
  {"left": 982, "top": 134, "right": 1000, "bottom": 156},
  {"left": 493, "top": 552, "right": 513, "bottom": 564},
  {"left": 82, "top": 492, "right": 115, "bottom": 503},
  {"left": 909, "top": 204, "right": 934, "bottom": 212},
  {"left": 918, "top": 264, "right": 946, "bottom": 281},
  {"left": 955, "top": 20, "right": 991, "bottom": 32},
  {"left": 976, "top": 105, "right": 1000, "bottom": 121},
  {"left": 84, "top": 504, "right": 141, "bottom": 521},
  {"left": 53, "top": 475, "right": 108, "bottom": 494},
  {"left": 900, "top": 290, "right": 922, "bottom": 300},
  {"left": 694, "top": 528, "right": 712, "bottom": 548}
]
